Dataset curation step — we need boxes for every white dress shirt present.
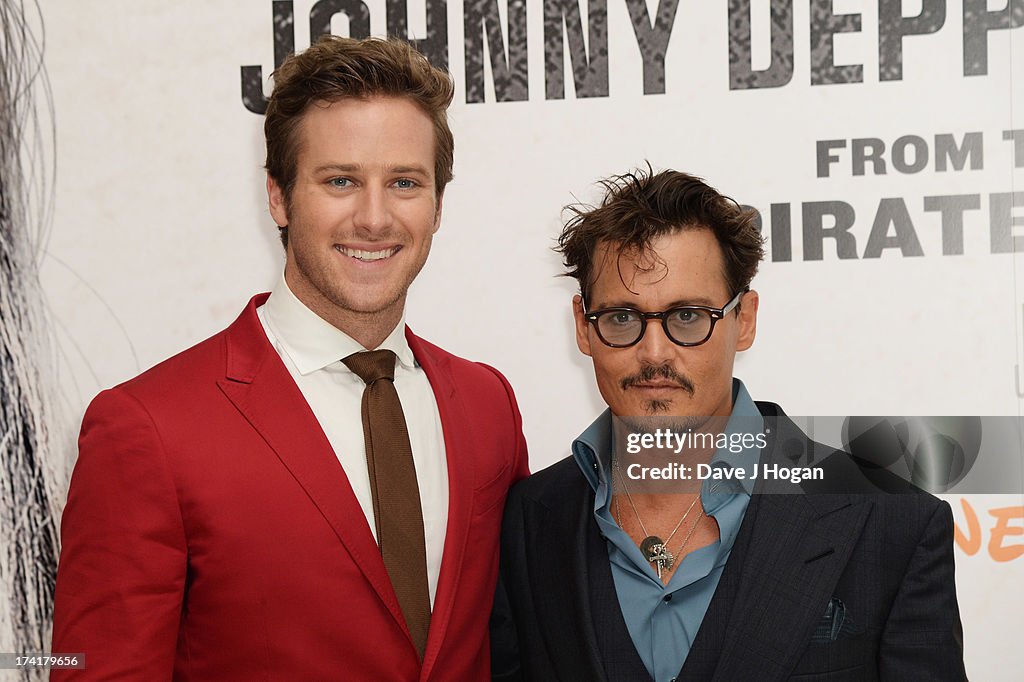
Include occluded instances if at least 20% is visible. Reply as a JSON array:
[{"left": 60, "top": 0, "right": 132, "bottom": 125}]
[{"left": 257, "top": 275, "right": 449, "bottom": 605}]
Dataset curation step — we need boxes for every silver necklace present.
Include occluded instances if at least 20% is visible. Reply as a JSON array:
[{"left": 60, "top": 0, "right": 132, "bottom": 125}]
[
  {"left": 667, "top": 503, "right": 705, "bottom": 571},
  {"left": 613, "top": 461, "right": 700, "bottom": 579}
]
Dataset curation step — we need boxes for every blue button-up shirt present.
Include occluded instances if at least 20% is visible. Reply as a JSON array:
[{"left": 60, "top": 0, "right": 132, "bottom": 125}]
[{"left": 572, "top": 379, "right": 764, "bottom": 682}]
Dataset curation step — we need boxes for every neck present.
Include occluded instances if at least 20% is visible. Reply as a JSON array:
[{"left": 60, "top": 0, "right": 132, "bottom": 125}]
[
  {"left": 328, "top": 308, "right": 403, "bottom": 350},
  {"left": 629, "top": 490, "right": 701, "bottom": 514}
]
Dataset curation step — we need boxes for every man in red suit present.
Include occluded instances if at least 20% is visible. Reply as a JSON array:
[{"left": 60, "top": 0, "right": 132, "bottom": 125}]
[{"left": 51, "top": 36, "right": 529, "bottom": 680}]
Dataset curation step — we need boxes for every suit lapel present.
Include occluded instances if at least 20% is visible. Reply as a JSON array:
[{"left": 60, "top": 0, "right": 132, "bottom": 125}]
[
  {"left": 405, "top": 330, "right": 474, "bottom": 680},
  {"left": 215, "top": 295, "right": 410, "bottom": 641},
  {"left": 709, "top": 493, "right": 871, "bottom": 681},
  {"left": 529, "top": 477, "right": 607, "bottom": 681},
  {"left": 702, "top": 408, "right": 874, "bottom": 680}
]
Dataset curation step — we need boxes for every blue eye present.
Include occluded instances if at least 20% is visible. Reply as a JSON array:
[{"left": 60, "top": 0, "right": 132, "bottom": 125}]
[
  {"left": 394, "top": 178, "right": 416, "bottom": 189},
  {"left": 329, "top": 177, "right": 351, "bottom": 188}
]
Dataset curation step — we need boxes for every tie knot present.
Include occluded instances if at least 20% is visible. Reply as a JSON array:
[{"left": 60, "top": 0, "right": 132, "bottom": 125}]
[{"left": 343, "top": 349, "right": 397, "bottom": 385}]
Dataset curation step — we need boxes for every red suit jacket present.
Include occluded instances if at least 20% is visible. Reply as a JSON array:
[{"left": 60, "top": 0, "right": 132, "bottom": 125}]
[{"left": 51, "top": 294, "right": 529, "bottom": 680}]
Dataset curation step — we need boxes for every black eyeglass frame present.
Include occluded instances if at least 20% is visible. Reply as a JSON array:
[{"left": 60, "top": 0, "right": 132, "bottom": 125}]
[{"left": 583, "top": 290, "right": 746, "bottom": 348}]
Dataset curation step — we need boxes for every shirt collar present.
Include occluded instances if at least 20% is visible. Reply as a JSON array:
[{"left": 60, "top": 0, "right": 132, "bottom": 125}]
[
  {"left": 572, "top": 378, "right": 764, "bottom": 499},
  {"left": 261, "top": 273, "right": 417, "bottom": 375},
  {"left": 706, "top": 379, "right": 763, "bottom": 499},
  {"left": 572, "top": 409, "right": 613, "bottom": 492}
]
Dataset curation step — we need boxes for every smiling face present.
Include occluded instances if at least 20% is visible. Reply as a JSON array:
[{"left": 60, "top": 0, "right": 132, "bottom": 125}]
[
  {"left": 573, "top": 228, "right": 759, "bottom": 420},
  {"left": 267, "top": 95, "right": 441, "bottom": 334}
]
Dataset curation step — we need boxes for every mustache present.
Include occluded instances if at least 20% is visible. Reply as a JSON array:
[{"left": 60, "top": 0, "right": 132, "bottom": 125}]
[{"left": 620, "top": 364, "right": 695, "bottom": 395}]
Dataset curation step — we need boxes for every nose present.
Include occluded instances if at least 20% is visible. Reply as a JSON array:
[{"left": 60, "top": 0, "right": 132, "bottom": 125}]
[
  {"left": 352, "top": 184, "right": 394, "bottom": 234},
  {"left": 634, "top": 318, "right": 677, "bottom": 366}
]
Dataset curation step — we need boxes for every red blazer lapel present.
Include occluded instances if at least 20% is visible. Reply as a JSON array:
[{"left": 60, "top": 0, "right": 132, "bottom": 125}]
[
  {"left": 406, "top": 328, "right": 473, "bottom": 679},
  {"left": 215, "top": 295, "right": 410, "bottom": 641}
]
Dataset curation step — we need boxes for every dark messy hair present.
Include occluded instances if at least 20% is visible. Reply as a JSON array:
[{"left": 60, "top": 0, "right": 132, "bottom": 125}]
[{"left": 556, "top": 166, "right": 765, "bottom": 306}]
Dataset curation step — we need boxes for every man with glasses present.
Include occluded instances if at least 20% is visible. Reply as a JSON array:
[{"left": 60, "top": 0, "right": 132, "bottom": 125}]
[{"left": 490, "top": 168, "right": 966, "bottom": 681}]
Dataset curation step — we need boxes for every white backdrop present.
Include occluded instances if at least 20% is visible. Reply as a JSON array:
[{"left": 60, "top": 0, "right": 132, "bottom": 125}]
[{"left": 33, "top": 1, "right": 1024, "bottom": 679}]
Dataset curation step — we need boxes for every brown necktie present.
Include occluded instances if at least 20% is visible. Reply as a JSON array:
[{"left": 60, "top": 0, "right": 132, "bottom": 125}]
[{"left": 343, "top": 349, "right": 431, "bottom": 660}]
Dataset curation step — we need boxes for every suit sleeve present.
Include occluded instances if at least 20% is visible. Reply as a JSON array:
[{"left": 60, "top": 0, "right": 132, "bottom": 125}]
[
  {"left": 51, "top": 388, "right": 187, "bottom": 680},
  {"left": 490, "top": 488, "right": 525, "bottom": 682},
  {"left": 506, "top": 386, "right": 530, "bottom": 484},
  {"left": 478, "top": 363, "right": 530, "bottom": 482},
  {"left": 878, "top": 499, "right": 967, "bottom": 681},
  {"left": 477, "top": 363, "right": 530, "bottom": 680}
]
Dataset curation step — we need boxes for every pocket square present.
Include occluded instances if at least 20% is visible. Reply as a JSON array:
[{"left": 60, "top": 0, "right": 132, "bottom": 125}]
[{"left": 810, "top": 597, "right": 858, "bottom": 642}]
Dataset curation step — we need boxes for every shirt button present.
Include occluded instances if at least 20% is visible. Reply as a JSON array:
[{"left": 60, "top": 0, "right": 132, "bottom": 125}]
[{"left": 664, "top": 594, "right": 673, "bottom": 603}]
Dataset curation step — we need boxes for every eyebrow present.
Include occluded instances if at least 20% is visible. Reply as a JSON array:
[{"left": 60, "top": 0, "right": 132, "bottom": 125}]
[
  {"left": 671, "top": 297, "right": 719, "bottom": 307},
  {"left": 314, "top": 163, "right": 361, "bottom": 174},
  {"left": 390, "top": 165, "right": 431, "bottom": 176}
]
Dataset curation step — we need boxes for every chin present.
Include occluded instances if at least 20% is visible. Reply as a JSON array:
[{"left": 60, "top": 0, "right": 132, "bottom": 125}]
[
  {"left": 342, "top": 278, "right": 411, "bottom": 310},
  {"left": 641, "top": 399, "right": 673, "bottom": 415}
]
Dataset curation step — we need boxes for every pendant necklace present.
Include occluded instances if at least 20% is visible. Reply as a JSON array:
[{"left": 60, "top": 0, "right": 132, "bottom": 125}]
[{"left": 613, "top": 460, "right": 700, "bottom": 579}]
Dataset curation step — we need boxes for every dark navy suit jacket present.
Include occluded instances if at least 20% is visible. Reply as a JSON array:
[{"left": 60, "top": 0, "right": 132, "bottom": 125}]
[{"left": 491, "top": 403, "right": 967, "bottom": 682}]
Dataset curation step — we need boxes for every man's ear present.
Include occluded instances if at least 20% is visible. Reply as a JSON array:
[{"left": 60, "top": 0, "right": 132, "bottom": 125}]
[
  {"left": 432, "top": 192, "right": 444, "bottom": 234},
  {"left": 735, "top": 290, "right": 759, "bottom": 352},
  {"left": 573, "top": 295, "right": 593, "bottom": 357},
  {"left": 267, "top": 174, "right": 289, "bottom": 227}
]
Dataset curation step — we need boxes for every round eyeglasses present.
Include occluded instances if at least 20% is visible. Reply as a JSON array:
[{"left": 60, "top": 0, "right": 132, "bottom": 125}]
[{"left": 583, "top": 290, "right": 745, "bottom": 348}]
